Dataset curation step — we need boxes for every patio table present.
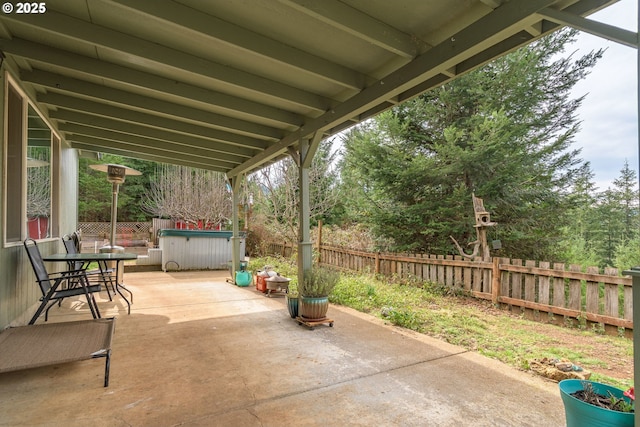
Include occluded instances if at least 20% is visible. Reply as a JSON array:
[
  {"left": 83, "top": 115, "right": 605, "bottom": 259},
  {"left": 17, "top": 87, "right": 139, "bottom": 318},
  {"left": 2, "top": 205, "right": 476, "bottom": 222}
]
[{"left": 42, "top": 252, "right": 138, "bottom": 314}]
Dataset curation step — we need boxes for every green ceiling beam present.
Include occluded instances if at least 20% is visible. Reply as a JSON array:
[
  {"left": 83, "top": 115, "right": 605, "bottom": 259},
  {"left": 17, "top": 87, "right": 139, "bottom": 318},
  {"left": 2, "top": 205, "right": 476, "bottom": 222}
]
[
  {"left": 0, "top": 37, "right": 305, "bottom": 128},
  {"left": 24, "top": 70, "right": 284, "bottom": 141},
  {"left": 68, "top": 134, "right": 232, "bottom": 171},
  {"left": 3, "top": 9, "right": 331, "bottom": 112},
  {"left": 41, "top": 94, "right": 268, "bottom": 152},
  {"left": 71, "top": 141, "right": 226, "bottom": 172},
  {"left": 538, "top": 7, "right": 638, "bottom": 48},
  {"left": 58, "top": 122, "right": 243, "bottom": 167},
  {"left": 51, "top": 110, "right": 252, "bottom": 161},
  {"left": 279, "top": 0, "right": 422, "bottom": 58},
  {"left": 111, "top": 0, "right": 365, "bottom": 90}
]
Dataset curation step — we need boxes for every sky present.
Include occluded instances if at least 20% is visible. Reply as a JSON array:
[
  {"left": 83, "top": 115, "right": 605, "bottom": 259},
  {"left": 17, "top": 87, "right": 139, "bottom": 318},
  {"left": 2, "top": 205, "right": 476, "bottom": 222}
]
[{"left": 569, "top": 0, "right": 638, "bottom": 190}]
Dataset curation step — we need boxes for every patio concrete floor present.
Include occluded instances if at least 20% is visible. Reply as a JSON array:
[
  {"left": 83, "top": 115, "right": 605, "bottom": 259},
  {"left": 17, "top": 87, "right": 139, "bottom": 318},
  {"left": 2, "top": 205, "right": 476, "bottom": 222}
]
[{"left": 0, "top": 270, "right": 566, "bottom": 426}]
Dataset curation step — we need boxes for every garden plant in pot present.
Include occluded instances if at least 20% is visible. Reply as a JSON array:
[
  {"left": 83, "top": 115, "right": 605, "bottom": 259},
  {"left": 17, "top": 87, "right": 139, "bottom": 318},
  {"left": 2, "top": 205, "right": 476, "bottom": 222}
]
[
  {"left": 558, "top": 379, "right": 634, "bottom": 427},
  {"left": 285, "top": 281, "right": 299, "bottom": 318},
  {"left": 298, "top": 266, "right": 340, "bottom": 321}
]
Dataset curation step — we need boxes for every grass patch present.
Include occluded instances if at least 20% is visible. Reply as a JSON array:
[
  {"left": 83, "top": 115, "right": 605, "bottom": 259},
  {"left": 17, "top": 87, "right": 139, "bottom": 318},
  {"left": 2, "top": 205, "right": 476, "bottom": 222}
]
[{"left": 253, "top": 257, "right": 633, "bottom": 390}]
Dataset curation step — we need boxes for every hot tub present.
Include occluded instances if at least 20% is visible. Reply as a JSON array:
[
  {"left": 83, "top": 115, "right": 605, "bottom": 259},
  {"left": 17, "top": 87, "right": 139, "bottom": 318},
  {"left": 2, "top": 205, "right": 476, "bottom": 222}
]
[{"left": 158, "top": 229, "right": 246, "bottom": 271}]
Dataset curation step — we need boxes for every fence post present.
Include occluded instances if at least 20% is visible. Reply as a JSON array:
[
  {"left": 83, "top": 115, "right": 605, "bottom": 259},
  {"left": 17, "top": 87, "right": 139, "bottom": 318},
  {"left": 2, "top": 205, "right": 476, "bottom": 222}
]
[
  {"left": 375, "top": 252, "right": 380, "bottom": 274},
  {"left": 316, "top": 220, "right": 323, "bottom": 263},
  {"left": 491, "top": 257, "right": 500, "bottom": 304},
  {"left": 603, "top": 266, "right": 619, "bottom": 335}
]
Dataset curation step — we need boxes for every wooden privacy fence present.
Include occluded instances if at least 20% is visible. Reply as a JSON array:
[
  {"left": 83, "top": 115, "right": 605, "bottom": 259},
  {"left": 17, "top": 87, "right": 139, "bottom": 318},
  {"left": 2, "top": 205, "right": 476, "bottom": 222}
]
[{"left": 267, "top": 242, "right": 633, "bottom": 334}]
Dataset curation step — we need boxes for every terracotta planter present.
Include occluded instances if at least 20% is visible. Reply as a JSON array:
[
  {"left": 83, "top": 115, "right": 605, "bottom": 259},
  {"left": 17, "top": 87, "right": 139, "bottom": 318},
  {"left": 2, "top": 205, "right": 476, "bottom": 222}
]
[{"left": 299, "top": 296, "right": 329, "bottom": 320}]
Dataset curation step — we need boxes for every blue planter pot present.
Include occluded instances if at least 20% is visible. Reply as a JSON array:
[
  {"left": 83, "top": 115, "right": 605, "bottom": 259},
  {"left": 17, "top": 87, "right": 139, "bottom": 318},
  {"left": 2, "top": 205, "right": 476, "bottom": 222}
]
[
  {"left": 559, "top": 379, "right": 634, "bottom": 427},
  {"left": 286, "top": 295, "right": 299, "bottom": 318}
]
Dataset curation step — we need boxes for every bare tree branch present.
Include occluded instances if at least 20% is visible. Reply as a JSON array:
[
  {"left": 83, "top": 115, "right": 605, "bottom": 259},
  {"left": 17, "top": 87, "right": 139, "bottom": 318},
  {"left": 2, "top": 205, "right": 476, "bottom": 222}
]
[{"left": 141, "top": 165, "right": 232, "bottom": 228}]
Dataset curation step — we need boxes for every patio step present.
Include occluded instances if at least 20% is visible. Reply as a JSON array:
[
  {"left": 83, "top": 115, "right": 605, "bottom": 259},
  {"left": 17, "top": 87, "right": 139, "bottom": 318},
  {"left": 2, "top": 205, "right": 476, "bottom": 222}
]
[{"left": 124, "top": 264, "right": 162, "bottom": 273}]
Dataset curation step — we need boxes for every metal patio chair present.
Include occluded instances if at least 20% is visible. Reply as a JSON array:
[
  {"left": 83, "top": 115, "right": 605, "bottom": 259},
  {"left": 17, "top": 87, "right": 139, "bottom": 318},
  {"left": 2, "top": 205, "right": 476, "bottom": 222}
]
[
  {"left": 62, "top": 233, "right": 116, "bottom": 300},
  {"left": 24, "top": 238, "right": 102, "bottom": 324}
]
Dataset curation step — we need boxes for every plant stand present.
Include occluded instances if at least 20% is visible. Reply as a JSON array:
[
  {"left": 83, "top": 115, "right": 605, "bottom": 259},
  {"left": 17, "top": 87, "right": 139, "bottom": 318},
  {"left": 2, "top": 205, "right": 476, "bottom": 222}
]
[{"left": 296, "top": 316, "right": 334, "bottom": 330}]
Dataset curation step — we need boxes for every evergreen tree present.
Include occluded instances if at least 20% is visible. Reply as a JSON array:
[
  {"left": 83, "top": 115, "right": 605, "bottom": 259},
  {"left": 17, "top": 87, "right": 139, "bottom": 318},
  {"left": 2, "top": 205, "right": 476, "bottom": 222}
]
[
  {"left": 595, "top": 160, "right": 640, "bottom": 268},
  {"left": 79, "top": 157, "right": 112, "bottom": 222},
  {"left": 341, "top": 29, "right": 602, "bottom": 259},
  {"left": 79, "top": 155, "right": 154, "bottom": 222},
  {"left": 558, "top": 160, "right": 639, "bottom": 268},
  {"left": 593, "top": 188, "right": 624, "bottom": 266},
  {"left": 557, "top": 163, "right": 600, "bottom": 266},
  {"left": 612, "top": 159, "right": 639, "bottom": 241}
]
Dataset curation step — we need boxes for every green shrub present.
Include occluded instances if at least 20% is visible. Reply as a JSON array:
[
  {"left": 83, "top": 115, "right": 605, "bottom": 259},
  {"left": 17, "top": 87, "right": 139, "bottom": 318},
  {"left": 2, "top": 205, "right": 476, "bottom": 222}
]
[{"left": 300, "top": 266, "right": 340, "bottom": 297}]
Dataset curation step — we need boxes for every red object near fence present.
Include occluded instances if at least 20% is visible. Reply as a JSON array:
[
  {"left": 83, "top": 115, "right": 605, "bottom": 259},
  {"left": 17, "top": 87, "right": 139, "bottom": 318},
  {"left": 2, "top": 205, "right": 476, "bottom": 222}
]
[
  {"left": 256, "top": 275, "right": 267, "bottom": 292},
  {"left": 27, "top": 216, "right": 49, "bottom": 239}
]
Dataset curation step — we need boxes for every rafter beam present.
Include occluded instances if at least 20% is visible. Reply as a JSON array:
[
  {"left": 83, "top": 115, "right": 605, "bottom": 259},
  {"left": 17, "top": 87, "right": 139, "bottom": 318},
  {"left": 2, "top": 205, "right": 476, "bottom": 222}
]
[
  {"left": 2, "top": 9, "right": 331, "bottom": 111},
  {"left": 23, "top": 70, "right": 283, "bottom": 141},
  {"left": 479, "top": 0, "right": 503, "bottom": 8},
  {"left": 111, "top": 0, "right": 365, "bottom": 90},
  {"left": 71, "top": 140, "right": 226, "bottom": 172},
  {"left": 57, "top": 119, "right": 246, "bottom": 164},
  {"left": 538, "top": 7, "right": 639, "bottom": 48},
  {"left": 44, "top": 99, "right": 266, "bottom": 154},
  {"left": 0, "top": 38, "right": 304, "bottom": 128},
  {"left": 67, "top": 134, "right": 232, "bottom": 170},
  {"left": 278, "top": 0, "right": 422, "bottom": 58}
]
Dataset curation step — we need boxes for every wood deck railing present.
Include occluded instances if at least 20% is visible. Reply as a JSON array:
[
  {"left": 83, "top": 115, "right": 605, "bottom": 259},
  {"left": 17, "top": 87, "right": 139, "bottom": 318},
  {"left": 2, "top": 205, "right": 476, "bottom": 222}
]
[{"left": 267, "top": 242, "right": 633, "bottom": 335}]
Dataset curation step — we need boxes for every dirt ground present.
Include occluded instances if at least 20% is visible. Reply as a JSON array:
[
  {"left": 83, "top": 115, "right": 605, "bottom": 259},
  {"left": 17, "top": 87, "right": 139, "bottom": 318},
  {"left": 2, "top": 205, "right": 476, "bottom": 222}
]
[
  {"left": 457, "top": 297, "right": 633, "bottom": 382},
  {"left": 519, "top": 319, "right": 633, "bottom": 379}
]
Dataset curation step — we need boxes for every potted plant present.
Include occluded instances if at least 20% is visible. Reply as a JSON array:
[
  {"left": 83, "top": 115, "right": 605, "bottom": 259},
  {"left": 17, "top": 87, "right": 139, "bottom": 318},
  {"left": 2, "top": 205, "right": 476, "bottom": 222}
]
[
  {"left": 298, "top": 267, "right": 339, "bottom": 320},
  {"left": 559, "top": 379, "right": 634, "bottom": 427},
  {"left": 285, "top": 282, "right": 299, "bottom": 318}
]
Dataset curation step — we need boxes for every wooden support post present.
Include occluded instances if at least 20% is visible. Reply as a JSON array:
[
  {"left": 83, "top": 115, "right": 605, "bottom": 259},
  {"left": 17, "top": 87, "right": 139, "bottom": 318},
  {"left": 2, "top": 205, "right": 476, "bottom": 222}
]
[
  {"left": 491, "top": 256, "right": 500, "bottom": 304},
  {"left": 297, "top": 138, "right": 313, "bottom": 283},
  {"left": 229, "top": 174, "right": 244, "bottom": 282}
]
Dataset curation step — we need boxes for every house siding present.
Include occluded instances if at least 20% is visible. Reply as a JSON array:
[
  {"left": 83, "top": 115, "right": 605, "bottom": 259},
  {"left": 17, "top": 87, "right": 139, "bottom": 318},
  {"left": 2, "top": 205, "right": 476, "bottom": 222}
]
[{"left": 0, "top": 62, "right": 80, "bottom": 328}]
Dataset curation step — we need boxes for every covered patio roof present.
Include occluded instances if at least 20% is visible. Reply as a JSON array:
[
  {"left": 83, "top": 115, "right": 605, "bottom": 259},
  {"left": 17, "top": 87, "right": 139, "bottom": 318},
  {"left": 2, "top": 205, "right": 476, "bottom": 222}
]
[{"left": 0, "top": 0, "right": 627, "bottom": 180}]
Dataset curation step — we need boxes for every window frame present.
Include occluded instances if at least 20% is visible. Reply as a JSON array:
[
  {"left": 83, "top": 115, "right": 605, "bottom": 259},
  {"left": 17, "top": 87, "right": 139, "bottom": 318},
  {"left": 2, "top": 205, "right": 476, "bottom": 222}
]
[{"left": 3, "top": 73, "right": 60, "bottom": 246}]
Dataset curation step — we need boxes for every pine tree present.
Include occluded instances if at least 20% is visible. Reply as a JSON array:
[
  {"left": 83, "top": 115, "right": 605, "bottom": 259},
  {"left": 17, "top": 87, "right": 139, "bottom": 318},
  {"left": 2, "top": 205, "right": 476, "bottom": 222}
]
[
  {"left": 79, "top": 155, "right": 154, "bottom": 222},
  {"left": 340, "top": 29, "right": 602, "bottom": 259},
  {"left": 557, "top": 163, "right": 600, "bottom": 266},
  {"left": 612, "top": 159, "right": 639, "bottom": 241},
  {"left": 597, "top": 160, "right": 640, "bottom": 268}
]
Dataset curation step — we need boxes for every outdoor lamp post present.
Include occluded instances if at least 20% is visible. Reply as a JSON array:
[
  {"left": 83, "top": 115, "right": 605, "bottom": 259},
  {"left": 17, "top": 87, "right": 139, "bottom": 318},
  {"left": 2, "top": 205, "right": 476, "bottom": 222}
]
[{"left": 89, "top": 163, "right": 141, "bottom": 251}]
